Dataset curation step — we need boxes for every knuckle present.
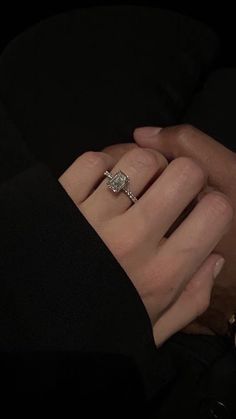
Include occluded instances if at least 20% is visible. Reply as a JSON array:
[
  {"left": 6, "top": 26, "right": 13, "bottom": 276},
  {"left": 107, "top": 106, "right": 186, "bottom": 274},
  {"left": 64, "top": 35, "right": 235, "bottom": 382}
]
[
  {"left": 172, "top": 156, "right": 206, "bottom": 184},
  {"left": 175, "top": 124, "right": 198, "bottom": 141},
  {"left": 127, "top": 147, "right": 158, "bottom": 169},
  {"left": 82, "top": 151, "right": 109, "bottom": 168},
  {"left": 207, "top": 191, "right": 234, "bottom": 220}
]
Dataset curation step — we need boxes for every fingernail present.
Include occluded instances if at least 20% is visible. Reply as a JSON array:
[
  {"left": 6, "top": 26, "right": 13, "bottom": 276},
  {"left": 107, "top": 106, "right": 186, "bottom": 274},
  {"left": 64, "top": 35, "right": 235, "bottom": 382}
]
[
  {"left": 213, "top": 258, "right": 225, "bottom": 279},
  {"left": 135, "top": 126, "right": 163, "bottom": 137}
]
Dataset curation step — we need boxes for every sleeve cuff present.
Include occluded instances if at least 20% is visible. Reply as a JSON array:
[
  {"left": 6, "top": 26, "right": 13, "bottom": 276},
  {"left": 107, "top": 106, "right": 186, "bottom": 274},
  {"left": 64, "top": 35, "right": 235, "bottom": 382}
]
[{"left": 0, "top": 161, "right": 163, "bottom": 397}]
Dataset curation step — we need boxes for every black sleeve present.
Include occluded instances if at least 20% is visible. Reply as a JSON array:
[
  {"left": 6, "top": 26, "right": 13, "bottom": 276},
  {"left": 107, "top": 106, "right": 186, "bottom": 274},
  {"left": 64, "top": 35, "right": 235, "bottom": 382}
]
[
  {"left": 0, "top": 99, "right": 170, "bottom": 414},
  {"left": 0, "top": 6, "right": 221, "bottom": 414}
]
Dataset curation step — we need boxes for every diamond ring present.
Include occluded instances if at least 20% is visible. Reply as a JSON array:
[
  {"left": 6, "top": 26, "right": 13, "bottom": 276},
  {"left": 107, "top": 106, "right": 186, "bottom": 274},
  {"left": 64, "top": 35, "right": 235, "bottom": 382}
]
[{"left": 104, "top": 170, "right": 138, "bottom": 204}]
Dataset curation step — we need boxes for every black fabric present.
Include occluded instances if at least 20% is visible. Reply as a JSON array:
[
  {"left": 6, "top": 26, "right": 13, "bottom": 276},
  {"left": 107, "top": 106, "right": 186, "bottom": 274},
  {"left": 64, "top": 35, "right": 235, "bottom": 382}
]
[
  {"left": 183, "top": 68, "right": 236, "bottom": 152},
  {"left": 0, "top": 6, "right": 219, "bottom": 178},
  {"left": 0, "top": 106, "right": 165, "bottom": 409},
  {"left": 0, "top": 5, "right": 235, "bottom": 418}
]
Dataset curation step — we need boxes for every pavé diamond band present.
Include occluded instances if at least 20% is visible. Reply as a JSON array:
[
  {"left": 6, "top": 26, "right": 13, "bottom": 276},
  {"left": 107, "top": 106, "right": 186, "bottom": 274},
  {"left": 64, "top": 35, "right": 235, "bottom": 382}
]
[{"left": 104, "top": 170, "right": 138, "bottom": 204}]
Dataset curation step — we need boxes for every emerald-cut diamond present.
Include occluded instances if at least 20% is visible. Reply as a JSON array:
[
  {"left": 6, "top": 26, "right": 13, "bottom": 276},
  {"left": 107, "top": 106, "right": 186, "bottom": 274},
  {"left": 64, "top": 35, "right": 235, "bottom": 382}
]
[{"left": 107, "top": 170, "right": 129, "bottom": 193}]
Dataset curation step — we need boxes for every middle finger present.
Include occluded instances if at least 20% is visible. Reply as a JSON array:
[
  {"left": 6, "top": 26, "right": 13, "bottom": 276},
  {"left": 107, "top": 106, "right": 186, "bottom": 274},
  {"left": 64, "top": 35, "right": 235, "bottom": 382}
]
[
  {"left": 125, "top": 156, "right": 208, "bottom": 244},
  {"left": 86, "top": 147, "right": 168, "bottom": 220}
]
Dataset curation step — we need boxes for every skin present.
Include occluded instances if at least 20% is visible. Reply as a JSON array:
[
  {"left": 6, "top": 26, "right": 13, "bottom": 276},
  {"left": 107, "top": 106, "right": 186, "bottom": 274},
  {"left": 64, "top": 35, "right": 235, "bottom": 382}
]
[
  {"left": 58, "top": 142, "right": 233, "bottom": 346},
  {"left": 132, "top": 124, "right": 236, "bottom": 335}
]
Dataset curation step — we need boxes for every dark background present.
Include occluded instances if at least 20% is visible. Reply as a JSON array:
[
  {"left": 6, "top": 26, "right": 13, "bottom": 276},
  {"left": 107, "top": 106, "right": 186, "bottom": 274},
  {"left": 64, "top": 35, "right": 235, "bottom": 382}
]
[{"left": 0, "top": 2, "right": 235, "bottom": 65}]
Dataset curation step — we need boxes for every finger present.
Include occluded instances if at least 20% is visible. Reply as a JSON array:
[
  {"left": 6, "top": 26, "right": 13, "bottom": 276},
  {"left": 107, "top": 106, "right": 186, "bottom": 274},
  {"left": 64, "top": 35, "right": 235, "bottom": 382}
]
[
  {"left": 85, "top": 147, "right": 168, "bottom": 220},
  {"left": 165, "top": 185, "right": 217, "bottom": 238},
  {"left": 146, "top": 190, "right": 233, "bottom": 317},
  {"left": 58, "top": 151, "right": 116, "bottom": 205},
  {"left": 102, "top": 143, "right": 138, "bottom": 161},
  {"left": 133, "top": 124, "right": 236, "bottom": 192},
  {"left": 153, "top": 253, "right": 225, "bottom": 347},
  {"left": 124, "top": 156, "right": 208, "bottom": 247}
]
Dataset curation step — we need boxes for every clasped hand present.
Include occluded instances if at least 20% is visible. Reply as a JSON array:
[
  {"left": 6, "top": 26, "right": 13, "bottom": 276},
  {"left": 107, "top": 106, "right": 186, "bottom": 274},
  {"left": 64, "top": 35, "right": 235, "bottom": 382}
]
[{"left": 59, "top": 124, "right": 234, "bottom": 345}]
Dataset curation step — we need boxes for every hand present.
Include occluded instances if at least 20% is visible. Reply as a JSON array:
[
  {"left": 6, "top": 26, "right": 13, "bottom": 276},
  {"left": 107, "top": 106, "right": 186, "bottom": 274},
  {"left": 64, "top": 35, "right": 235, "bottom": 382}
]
[
  {"left": 133, "top": 124, "right": 236, "bottom": 335},
  {"left": 58, "top": 144, "right": 233, "bottom": 345}
]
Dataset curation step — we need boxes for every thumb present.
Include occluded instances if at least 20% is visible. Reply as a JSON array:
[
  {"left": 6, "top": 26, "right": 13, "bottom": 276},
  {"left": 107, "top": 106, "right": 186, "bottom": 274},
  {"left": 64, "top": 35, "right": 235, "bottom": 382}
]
[{"left": 153, "top": 253, "right": 225, "bottom": 347}]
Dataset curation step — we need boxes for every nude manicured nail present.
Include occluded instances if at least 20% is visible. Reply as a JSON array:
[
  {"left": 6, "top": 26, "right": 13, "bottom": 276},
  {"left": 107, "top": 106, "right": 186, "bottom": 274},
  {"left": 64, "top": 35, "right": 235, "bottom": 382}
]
[{"left": 213, "top": 258, "right": 225, "bottom": 279}]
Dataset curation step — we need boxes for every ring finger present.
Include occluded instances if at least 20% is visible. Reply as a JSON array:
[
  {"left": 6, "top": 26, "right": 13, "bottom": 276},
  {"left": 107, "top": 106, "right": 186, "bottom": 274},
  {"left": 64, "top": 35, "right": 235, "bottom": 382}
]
[{"left": 84, "top": 147, "right": 168, "bottom": 220}]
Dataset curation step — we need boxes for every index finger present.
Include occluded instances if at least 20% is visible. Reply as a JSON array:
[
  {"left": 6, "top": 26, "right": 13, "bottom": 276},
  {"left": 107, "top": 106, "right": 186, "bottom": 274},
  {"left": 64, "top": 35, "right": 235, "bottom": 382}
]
[{"left": 134, "top": 124, "right": 236, "bottom": 192}]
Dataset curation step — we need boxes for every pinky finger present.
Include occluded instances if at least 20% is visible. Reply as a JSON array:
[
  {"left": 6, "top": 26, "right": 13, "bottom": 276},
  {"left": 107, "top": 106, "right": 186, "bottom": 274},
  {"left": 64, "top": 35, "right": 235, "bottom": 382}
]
[{"left": 153, "top": 253, "right": 225, "bottom": 347}]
